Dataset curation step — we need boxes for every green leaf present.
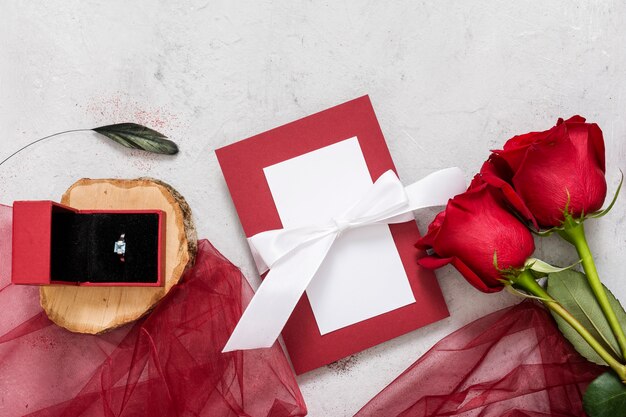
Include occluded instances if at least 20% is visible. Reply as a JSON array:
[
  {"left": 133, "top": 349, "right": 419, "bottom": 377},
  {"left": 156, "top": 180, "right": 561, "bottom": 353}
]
[
  {"left": 584, "top": 371, "right": 626, "bottom": 417},
  {"left": 93, "top": 123, "right": 178, "bottom": 155},
  {"left": 546, "top": 270, "right": 626, "bottom": 365}
]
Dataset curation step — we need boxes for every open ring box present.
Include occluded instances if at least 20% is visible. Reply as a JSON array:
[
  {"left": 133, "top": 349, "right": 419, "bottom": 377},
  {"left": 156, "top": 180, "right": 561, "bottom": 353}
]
[{"left": 11, "top": 201, "right": 165, "bottom": 287}]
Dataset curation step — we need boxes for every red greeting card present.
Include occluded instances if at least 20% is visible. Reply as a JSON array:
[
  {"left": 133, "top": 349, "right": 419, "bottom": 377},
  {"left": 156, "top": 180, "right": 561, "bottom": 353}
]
[{"left": 216, "top": 95, "right": 449, "bottom": 374}]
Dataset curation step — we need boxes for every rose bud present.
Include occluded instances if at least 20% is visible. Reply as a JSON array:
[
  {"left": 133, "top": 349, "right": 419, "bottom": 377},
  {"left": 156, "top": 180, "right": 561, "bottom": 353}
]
[
  {"left": 416, "top": 180, "right": 535, "bottom": 293},
  {"left": 492, "top": 116, "right": 606, "bottom": 228}
]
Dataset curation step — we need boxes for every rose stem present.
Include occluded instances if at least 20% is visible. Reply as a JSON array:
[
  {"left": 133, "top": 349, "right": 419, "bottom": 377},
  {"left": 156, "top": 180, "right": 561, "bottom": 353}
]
[
  {"left": 0, "top": 129, "right": 90, "bottom": 168},
  {"left": 514, "top": 270, "right": 626, "bottom": 382},
  {"left": 558, "top": 220, "right": 626, "bottom": 360}
]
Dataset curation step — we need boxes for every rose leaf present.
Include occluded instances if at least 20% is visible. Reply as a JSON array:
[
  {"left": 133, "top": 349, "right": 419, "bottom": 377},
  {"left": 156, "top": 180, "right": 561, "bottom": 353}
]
[
  {"left": 546, "top": 270, "right": 626, "bottom": 365},
  {"left": 584, "top": 371, "right": 626, "bottom": 417}
]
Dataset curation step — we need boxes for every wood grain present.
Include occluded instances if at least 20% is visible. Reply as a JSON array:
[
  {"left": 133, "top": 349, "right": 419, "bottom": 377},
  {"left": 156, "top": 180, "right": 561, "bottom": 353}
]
[{"left": 40, "top": 177, "right": 197, "bottom": 334}]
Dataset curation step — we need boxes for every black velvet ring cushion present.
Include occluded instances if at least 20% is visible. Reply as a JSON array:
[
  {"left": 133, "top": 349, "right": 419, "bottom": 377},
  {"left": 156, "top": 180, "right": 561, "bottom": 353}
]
[{"left": 50, "top": 206, "right": 160, "bottom": 284}]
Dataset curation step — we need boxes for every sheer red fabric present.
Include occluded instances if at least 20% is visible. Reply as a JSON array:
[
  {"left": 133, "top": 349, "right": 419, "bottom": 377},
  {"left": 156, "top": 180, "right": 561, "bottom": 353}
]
[
  {"left": 0, "top": 201, "right": 606, "bottom": 417},
  {"left": 0, "top": 205, "right": 306, "bottom": 417},
  {"left": 354, "top": 300, "right": 603, "bottom": 417}
]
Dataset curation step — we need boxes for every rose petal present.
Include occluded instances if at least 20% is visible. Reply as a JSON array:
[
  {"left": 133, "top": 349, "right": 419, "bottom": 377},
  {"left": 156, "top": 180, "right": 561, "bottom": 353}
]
[
  {"left": 417, "top": 255, "right": 454, "bottom": 270},
  {"left": 451, "top": 257, "right": 503, "bottom": 293}
]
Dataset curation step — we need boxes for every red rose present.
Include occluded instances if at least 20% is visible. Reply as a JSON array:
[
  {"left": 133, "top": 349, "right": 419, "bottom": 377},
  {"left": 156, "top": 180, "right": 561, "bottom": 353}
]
[
  {"left": 492, "top": 116, "right": 606, "bottom": 227},
  {"left": 416, "top": 180, "right": 535, "bottom": 293},
  {"left": 475, "top": 155, "right": 538, "bottom": 228}
]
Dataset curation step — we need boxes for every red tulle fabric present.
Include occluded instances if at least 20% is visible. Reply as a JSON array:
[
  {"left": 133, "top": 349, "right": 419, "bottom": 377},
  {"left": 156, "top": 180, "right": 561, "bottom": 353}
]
[
  {"left": 355, "top": 300, "right": 604, "bottom": 417},
  {"left": 0, "top": 202, "right": 606, "bottom": 417},
  {"left": 0, "top": 205, "right": 306, "bottom": 417}
]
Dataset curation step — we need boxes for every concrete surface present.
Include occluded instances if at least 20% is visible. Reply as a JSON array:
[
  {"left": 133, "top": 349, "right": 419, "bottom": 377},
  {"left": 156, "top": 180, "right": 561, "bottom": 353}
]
[{"left": 1, "top": 1, "right": 625, "bottom": 416}]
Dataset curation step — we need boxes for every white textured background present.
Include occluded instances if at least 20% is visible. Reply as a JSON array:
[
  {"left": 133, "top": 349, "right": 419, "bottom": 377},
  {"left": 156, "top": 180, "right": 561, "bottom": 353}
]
[{"left": 1, "top": 1, "right": 625, "bottom": 416}]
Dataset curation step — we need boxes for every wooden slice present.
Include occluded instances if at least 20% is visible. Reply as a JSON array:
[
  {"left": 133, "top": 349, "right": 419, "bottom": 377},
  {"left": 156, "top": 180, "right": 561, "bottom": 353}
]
[{"left": 40, "top": 177, "right": 197, "bottom": 334}]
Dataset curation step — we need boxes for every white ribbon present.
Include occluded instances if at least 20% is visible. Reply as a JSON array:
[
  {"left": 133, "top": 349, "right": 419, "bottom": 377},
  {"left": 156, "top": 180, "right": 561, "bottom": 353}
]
[{"left": 223, "top": 167, "right": 466, "bottom": 352}]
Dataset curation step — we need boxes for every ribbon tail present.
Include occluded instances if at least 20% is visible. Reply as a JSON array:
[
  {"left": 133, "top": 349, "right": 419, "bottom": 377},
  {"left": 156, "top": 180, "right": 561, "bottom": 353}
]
[
  {"left": 223, "top": 233, "right": 337, "bottom": 352},
  {"left": 405, "top": 167, "right": 466, "bottom": 210},
  {"left": 378, "top": 167, "right": 467, "bottom": 224}
]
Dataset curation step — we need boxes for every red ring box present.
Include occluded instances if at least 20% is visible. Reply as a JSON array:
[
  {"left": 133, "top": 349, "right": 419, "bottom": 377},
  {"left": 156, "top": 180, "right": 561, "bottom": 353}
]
[{"left": 11, "top": 201, "right": 165, "bottom": 286}]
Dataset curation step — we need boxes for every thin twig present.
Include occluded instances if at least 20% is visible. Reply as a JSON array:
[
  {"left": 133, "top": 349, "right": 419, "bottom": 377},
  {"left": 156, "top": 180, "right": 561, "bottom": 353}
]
[{"left": 0, "top": 129, "right": 91, "bottom": 167}]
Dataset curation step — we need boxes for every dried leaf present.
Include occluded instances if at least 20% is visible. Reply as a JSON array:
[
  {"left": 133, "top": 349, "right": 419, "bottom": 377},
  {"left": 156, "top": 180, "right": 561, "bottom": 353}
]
[{"left": 93, "top": 123, "right": 178, "bottom": 155}]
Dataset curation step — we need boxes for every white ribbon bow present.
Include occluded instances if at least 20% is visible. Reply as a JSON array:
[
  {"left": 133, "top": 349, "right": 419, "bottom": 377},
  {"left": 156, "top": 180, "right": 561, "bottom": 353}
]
[{"left": 223, "top": 167, "right": 465, "bottom": 352}]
